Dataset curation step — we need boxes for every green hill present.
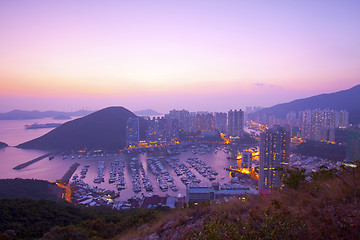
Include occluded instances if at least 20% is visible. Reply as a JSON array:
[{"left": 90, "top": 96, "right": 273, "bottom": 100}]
[{"left": 17, "top": 106, "right": 146, "bottom": 150}]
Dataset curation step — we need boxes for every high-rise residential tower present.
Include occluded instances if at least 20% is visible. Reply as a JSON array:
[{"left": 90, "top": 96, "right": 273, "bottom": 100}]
[
  {"left": 215, "top": 112, "right": 227, "bottom": 133},
  {"left": 241, "top": 150, "right": 252, "bottom": 170},
  {"left": 125, "top": 117, "right": 140, "bottom": 147},
  {"left": 228, "top": 109, "right": 244, "bottom": 137},
  {"left": 259, "top": 126, "right": 290, "bottom": 190}
]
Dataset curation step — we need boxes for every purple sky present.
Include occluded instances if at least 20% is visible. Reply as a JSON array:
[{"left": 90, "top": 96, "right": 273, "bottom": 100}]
[{"left": 0, "top": 1, "right": 359, "bottom": 113}]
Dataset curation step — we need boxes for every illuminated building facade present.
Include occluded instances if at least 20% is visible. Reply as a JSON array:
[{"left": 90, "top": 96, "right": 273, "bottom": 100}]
[
  {"left": 215, "top": 112, "right": 227, "bottom": 133},
  {"left": 299, "top": 109, "right": 348, "bottom": 142},
  {"left": 146, "top": 117, "right": 167, "bottom": 142},
  {"left": 168, "top": 109, "right": 191, "bottom": 133},
  {"left": 125, "top": 117, "right": 140, "bottom": 147},
  {"left": 166, "top": 117, "right": 179, "bottom": 141},
  {"left": 259, "top": 126, "right": 290, "bottom": 190},
  {"left": 195, "top": 112, "right": 215, "bottom": 132},
  {"left": 228, "top": 109, "right": 244, "bottom": 137},
  {"left": 241, "top": 150, "right": 252, "bottom": 170}
]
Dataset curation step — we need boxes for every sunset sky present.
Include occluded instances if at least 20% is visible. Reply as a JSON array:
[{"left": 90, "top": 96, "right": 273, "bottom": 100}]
[{"left": 0, "top": 1, "right": 359, "bottom": 113}]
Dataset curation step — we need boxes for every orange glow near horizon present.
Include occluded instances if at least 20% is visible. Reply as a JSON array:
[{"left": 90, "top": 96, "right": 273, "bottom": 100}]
[{"left": 0, "top": 71, "right": 244, "bottom": 97}]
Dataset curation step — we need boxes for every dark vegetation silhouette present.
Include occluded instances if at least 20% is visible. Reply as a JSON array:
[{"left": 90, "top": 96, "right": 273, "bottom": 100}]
[
  {"left": 0, "top": 141, "right": 7, "bottom": 148},
  {"left": 0, "top": 179, "right": 62, "bottom": 200}
]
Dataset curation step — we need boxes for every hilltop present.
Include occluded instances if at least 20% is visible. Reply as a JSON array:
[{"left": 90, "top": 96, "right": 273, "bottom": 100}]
[
  {"left": 17, "top": 106, "right": 146, "bottom": 150},
  {"left": 249, "top": 84, "right": 360, "bottom": 124}
]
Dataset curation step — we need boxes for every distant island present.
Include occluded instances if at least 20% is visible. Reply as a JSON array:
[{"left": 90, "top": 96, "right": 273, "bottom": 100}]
[
  {"left": 133, "top": 109, "right": 162, "bottom": 116},
  {"left": 53, "top": 114, "right": 71, "bottom": 120},
  {"left": 25, "top": 123, "right": 62, "bottom": 129},
  {"left": 0, "top": 109, "right": 92, "bottom": 120},
  {"left": 17, "top": 106, "right": 146, "bottom": 150},
  {"left": 0, "top": 142, "right": 8, "bottom": 148}
]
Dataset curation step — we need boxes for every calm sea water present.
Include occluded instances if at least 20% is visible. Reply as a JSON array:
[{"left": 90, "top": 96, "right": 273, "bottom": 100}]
[{"left": 0, "top": 118, "right": 243, "bottom": 200}]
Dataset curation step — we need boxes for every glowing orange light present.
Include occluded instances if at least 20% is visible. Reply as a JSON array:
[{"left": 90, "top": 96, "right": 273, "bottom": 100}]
[
  {"left": 220, "top": 132, "right": 230, "bottom": 144},
  {"left": 56, "top": 181, "right": 72, "bottom": 202},
  {"left": 229, "top": 166, "right": 259, "bottom": 181}
]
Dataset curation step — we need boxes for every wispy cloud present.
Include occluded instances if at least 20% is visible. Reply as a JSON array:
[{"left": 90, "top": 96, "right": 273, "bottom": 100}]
[{"left": 254, "top": 82, "right": 276, "bottom": 88}]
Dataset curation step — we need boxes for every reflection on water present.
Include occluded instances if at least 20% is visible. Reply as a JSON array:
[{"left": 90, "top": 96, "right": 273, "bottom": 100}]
[{"left": 0, "top": 118, "right": 74, "bottom": 146}]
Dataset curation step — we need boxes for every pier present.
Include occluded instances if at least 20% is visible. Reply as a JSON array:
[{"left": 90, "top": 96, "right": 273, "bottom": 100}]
[
  {"left": 13, "top": 152, "right": 53, "bottom": 170},
  {"left": 60, "top": 163, "right": 80, "bottom": 184}
]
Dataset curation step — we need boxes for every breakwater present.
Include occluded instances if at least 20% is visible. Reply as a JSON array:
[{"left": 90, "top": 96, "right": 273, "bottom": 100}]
[
  {"left": 13, "top": 152, "right": 53, "bottom": 170},
  {"left": 60, "top": 163, "right": 80, "bottom": 184}
]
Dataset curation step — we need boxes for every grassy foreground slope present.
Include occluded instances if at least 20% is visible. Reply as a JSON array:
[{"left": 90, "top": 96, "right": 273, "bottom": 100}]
[{"left": 122, "top": 165, "right": 360, "bottom": 240}]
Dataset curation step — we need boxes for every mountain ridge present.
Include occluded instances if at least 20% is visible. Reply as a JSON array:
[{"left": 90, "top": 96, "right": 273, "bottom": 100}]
[{"left": 248, "top": 84, "right": 360, "bottom": 124}]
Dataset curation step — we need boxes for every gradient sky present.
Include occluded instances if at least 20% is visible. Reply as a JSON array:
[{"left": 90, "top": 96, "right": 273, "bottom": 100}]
[{"left": 0, "top": 0, "right": 359, "bottom": 113}]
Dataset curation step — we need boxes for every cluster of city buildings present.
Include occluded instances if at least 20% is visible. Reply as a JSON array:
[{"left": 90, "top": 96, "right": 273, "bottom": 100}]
[
  {"left": 125, "top": 109, "right": 245, "bottom": 147},
  {"left": 260, "top": 109, "right": 349, "bottom": 142},
  {"left": 186, "top": 126, "right": 290, "bottom": 200},
  {"left": 73, "top": 107, "right": 360, "bottom": 205},
  {"left": 127, "top": 108, "right": 354, "bottom": 193},
  {"left": 257, "top": 112, "right": 359, "bottom": 191}
]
